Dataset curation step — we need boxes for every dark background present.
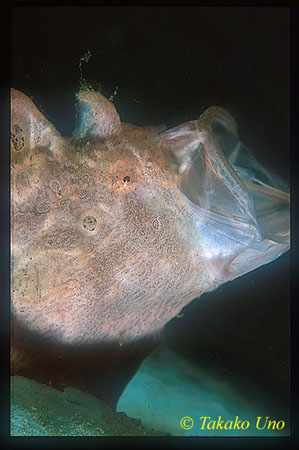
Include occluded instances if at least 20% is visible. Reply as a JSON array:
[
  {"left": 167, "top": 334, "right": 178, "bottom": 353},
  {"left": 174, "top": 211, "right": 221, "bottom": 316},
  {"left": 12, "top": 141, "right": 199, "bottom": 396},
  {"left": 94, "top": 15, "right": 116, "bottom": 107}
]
[{"left": 11, "top": 7, "right": 290, "bottom": 418}]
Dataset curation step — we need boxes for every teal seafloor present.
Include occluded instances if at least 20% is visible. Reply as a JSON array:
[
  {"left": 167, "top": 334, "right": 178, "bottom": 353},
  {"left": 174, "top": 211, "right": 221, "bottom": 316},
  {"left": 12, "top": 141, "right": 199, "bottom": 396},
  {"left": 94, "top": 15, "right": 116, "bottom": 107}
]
[{"left": 10, "top": 375, "right": 167, "bottom": 437}]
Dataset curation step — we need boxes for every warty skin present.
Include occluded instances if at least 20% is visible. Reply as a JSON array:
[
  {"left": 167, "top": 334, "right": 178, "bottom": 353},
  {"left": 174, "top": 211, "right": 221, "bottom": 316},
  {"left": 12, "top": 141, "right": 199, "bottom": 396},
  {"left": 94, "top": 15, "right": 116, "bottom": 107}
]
[{"left": 10, "top": 87, "right": 289, "bottom": 406}]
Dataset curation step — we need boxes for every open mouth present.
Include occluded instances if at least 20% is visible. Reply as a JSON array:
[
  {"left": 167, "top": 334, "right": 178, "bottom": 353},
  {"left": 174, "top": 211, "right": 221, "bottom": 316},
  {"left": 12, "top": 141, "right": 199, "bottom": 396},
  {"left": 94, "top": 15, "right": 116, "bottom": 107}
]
[{"left": 159, "top": 107, "right": 290, "bottom": 280}]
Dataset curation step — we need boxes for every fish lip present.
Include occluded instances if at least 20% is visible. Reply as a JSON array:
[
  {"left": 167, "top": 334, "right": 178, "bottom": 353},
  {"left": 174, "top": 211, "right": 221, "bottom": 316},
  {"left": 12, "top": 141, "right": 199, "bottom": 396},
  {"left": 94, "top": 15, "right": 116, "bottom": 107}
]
[
  {"left": 224, "top": 145, "right": 290, "bottom": 248},
  {"left": 209, "top": 118, "right": 290, "bottom": 276},
  {"left": 203, "top": 109, "right": 290, "bottom": 247}
]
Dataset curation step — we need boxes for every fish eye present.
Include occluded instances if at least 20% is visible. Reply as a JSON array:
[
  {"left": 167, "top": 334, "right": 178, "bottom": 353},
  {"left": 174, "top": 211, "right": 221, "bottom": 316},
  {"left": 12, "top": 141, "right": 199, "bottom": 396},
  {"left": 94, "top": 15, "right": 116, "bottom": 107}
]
[{"left": 123, "top": 175, "right": 130, "bottom": 183}]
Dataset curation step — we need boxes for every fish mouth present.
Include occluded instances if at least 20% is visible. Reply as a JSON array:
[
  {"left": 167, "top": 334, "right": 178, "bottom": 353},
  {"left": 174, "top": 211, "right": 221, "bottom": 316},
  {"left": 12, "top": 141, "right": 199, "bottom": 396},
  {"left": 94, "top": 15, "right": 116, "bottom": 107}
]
[
  {"left": 210, "top": 110, "right": 290, "bottom": 278},
  {"left": 159, "top": 107, "right": 290, "bottom": 280},
  {"left": 211, "top": 109, "right": 290, "bottom": 242}
]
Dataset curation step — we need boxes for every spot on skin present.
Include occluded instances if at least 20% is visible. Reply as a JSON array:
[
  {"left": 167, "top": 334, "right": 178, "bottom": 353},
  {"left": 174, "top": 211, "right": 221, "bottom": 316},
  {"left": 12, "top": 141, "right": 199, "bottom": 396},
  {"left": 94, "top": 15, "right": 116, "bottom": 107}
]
[
  {"left": 152, "top": 217, "right": 161, "bottom": 231},
  {"left": 50, "top": 180, "right": 61, "bottom": 193},
  {"left": 82, "top": 215, "right": 97, "bottom": 232},
  {"left": 64, "top": 164, "right": 76, "bottom": 174},
  {"left": 81, "top": 172, "right": 90, "bottom": 183},
  {"left": 78, "top": 187, "right": 88, "bottom": 199},
  {"left": 106, "top": 159, "right": 143, "bottom": 194},
  {"left": 34, "top": 200, "right": 52, "bottom": 216},
  {"left": 11, "top": 124, "right": 25, "bottom": 152},
  {"left": 59, "top": 198, "right": 72, "bottom": 209}
]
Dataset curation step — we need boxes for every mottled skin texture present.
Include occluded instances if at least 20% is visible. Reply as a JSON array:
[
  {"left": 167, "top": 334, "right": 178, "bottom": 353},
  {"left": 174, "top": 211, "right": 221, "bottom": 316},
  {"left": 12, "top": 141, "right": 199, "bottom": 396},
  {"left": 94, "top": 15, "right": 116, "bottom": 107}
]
[{"left": 11, "top": 88, "right": 289, "bottom": 407}]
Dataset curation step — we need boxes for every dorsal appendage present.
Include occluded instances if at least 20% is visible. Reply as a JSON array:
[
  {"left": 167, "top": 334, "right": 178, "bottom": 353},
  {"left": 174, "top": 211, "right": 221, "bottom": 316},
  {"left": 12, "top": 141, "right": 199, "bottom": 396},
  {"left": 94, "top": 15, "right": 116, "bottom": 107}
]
[{"left": 73, "top": 88, "right": 122, "bottom": 140}]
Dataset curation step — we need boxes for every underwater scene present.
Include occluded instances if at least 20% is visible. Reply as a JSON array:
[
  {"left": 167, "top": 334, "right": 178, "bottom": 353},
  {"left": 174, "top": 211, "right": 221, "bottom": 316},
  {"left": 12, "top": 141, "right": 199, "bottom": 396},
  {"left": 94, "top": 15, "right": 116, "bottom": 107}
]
[{"left": 10, "top": 7, "right": 290, "bottom": 438}]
